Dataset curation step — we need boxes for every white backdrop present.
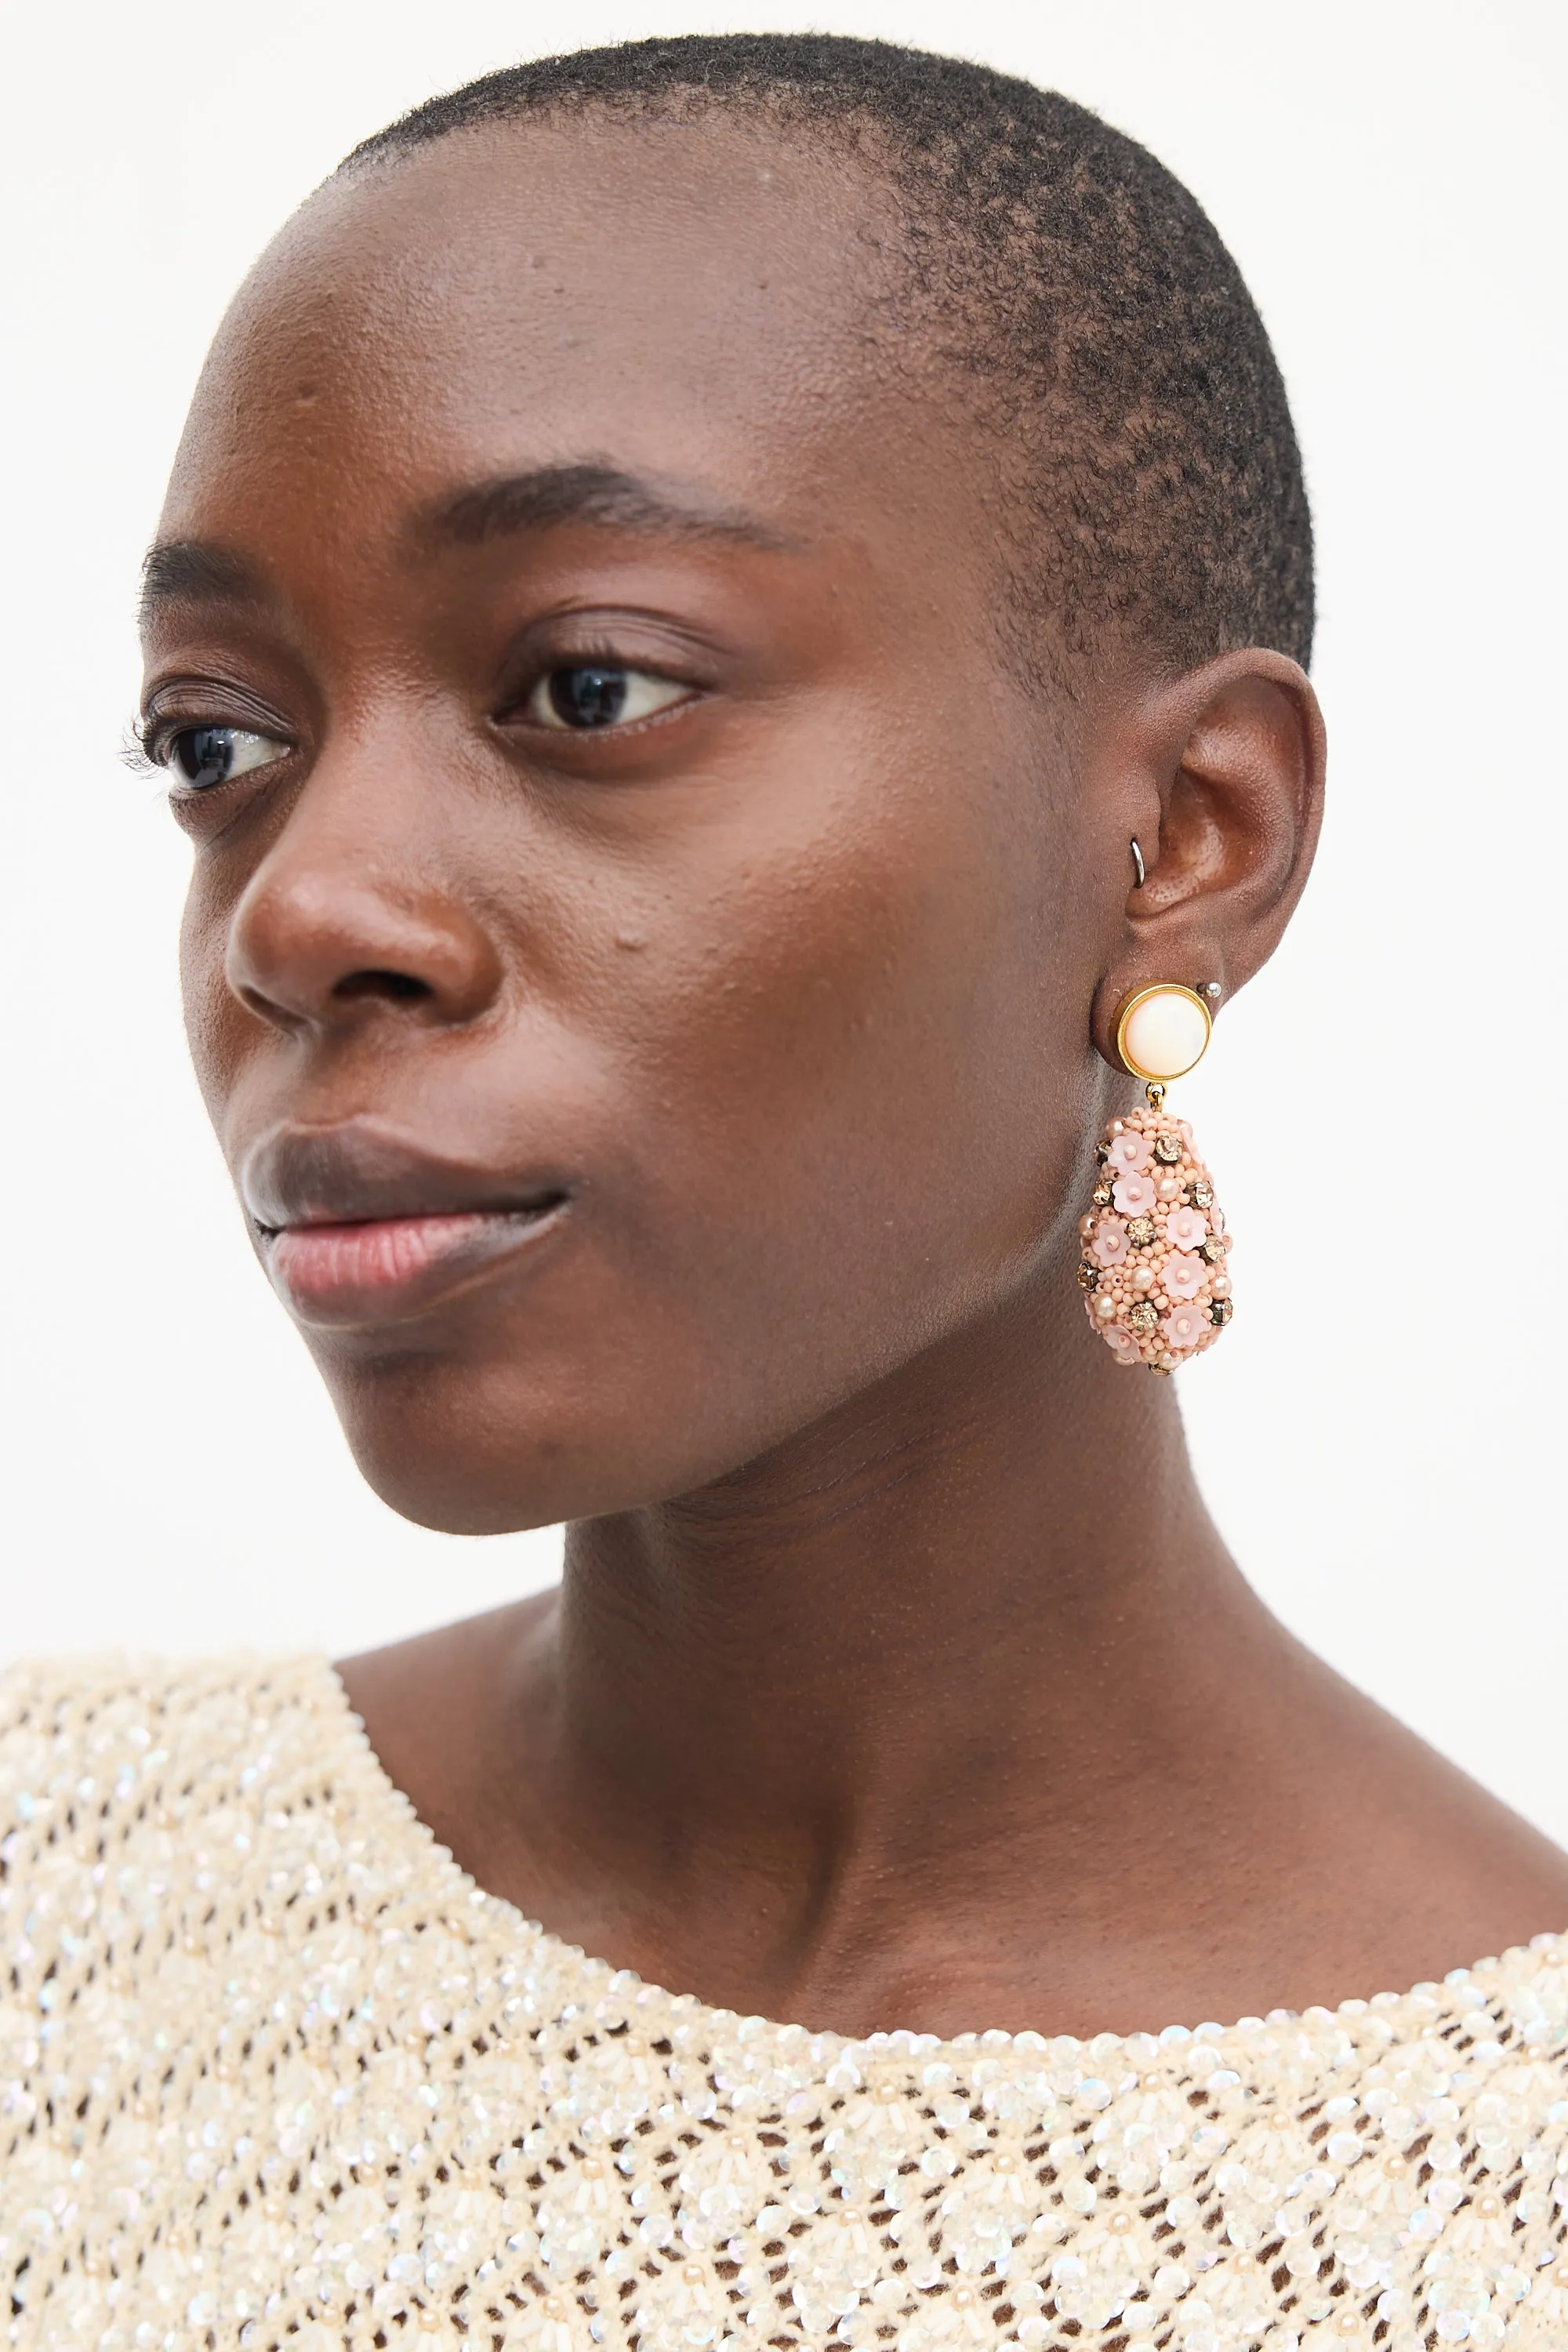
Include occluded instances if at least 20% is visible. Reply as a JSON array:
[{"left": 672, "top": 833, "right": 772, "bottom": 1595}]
[{"left": 3, "top": 1, "right": 1563, "bottom": 1836}]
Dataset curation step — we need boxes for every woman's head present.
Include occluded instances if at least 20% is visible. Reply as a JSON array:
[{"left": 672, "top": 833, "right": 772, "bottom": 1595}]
[{"left": 141, "top": 35, "right": 1323, "bottom": 1534}]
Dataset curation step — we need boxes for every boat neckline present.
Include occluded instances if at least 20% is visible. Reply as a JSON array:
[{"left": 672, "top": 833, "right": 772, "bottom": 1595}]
[{"left": 311, "top": 1653, "right": 1568, "bottom": 2069}]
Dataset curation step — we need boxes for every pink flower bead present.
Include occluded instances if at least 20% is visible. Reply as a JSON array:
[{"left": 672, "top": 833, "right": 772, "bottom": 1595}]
[
  {"left": 1103, "top": 1324, "right": 1140, "bottom": 1364},
  {"left": 1160, "top": 1251, "right": 1204, "bottom": 1301},
  {"left": 1163, "top": 1301, "right": 1209, "bottom": 1352},
  {"left": 1112, "top": 1172, "right": 1157, "bottom": 1217},
  {"left": 1091, "top": 1216, "right": 1129, "bottom": 1268},
  {"left": 1165, "top": 1205, "right": 1208, "bottom": 1253},
  {"left": 1105, "top": 1130, "right": 1151, "bottom": 1175}
]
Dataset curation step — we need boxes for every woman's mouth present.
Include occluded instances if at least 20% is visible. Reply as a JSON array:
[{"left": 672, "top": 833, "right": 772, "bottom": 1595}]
[
  {"left": 241, "top": 1123, "right": 575, "bottom": 1327},
  {"left": 263, "top": 1200, "right": 569, "bottom": 1324}
]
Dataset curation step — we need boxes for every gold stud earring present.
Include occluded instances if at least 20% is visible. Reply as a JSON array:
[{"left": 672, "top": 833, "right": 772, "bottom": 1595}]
[{"left": 1076, "top": 982, "right": 1232, "bottom": 1374}]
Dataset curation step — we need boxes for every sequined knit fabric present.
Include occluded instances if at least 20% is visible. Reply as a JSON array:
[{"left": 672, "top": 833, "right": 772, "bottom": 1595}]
[{"left": 5, "top": 1660, "right": 1568, "bottom": 2352}]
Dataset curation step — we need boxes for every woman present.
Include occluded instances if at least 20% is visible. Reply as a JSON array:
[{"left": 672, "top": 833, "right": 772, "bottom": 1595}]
[{"left": 5, "top": 34, "right": 1566, "bottom": 2351}]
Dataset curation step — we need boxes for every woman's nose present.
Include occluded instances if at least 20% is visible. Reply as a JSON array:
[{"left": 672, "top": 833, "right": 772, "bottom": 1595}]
[{"left": 223, "top": 757, "right": 504, "bottom": 1035}]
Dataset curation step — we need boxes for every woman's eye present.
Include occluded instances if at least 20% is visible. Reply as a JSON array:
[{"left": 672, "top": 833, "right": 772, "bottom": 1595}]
[
  {"left": 527, "top": 665, "right": 691, "bottom": 731},
  {"left": 159, "top": 724, "right": 289, "bottom": 790}
]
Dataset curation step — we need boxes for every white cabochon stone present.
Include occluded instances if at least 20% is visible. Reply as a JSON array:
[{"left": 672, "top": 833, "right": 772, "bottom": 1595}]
[{"left": 1123, "top": 989, "right": 1209, "bottom": 1080}]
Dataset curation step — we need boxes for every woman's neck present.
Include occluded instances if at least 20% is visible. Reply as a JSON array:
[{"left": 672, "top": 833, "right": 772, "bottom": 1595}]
[
  {"left": 339, "top": 1272, "right": 1568, "bottom": 2037},
  {"left": 557, "top": 1279, "right": 1221, "bottom": 1858}
]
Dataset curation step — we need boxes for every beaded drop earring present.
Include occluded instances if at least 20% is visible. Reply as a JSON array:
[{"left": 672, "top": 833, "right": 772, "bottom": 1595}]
[{"left": 1077, "top": 980, "right": 1232, "bottom": 1373}]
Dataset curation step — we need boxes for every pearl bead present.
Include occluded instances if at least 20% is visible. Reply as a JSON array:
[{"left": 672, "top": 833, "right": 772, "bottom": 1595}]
[{"left": 1121, "top": 987, "right": 1210, "bottom": 1081}]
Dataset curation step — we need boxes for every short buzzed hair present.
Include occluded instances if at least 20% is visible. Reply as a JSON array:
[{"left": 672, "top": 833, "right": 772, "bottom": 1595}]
[{"left": 346, "top": 34, "right": 1313, "bottom": 677}]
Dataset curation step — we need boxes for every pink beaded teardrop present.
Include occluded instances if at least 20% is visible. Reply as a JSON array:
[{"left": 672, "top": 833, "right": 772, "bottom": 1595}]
[{"left": 1076, "top": 1092, "right": 1232, "bottom": 1371}]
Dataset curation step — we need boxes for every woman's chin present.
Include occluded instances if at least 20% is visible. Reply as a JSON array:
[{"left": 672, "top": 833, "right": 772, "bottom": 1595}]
[
  {"left": 325, "top": 1377, "right": 743, "bottom": 1537},
  {"left": 338, "top": 1415, "right": 604, "bottom": 1536},
  {"left": 308, "top": 1294, "right": 946, "bottom": 1534}
]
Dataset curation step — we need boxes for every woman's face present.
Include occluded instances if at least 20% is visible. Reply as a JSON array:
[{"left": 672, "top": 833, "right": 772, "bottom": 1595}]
[{"left": 144, "top": 119, "right": 1114, "bottom": 1532}]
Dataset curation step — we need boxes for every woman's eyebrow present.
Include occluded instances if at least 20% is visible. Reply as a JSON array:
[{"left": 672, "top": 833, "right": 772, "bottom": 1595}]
[
  {"left": 137, "top": 466, "right": 797, "bottom": 635},
  {"left": 418, "top": 463, "right": 798, "bottom": 554},
  {"left": 140, "top": 541, "right": 270, "bottom": 630}
]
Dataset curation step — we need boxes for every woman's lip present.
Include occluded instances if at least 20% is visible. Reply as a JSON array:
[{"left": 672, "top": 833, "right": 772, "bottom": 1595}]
[
  {"left": 241, "top": 1120, "right": 575, "bottom": 1231},
  {"left": 263, "top": 1203, "right": 567, "bottom": 1327}
]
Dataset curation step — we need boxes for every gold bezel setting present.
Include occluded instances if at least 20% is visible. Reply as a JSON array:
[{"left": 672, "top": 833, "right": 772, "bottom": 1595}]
[{"left": 1114, "top": 983, "right": 1213, "bottom": 1083}]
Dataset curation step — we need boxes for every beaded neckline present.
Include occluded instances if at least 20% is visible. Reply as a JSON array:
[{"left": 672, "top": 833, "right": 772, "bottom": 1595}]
[{"left": 313, "top": 1653, "right": 1568, "bottom": 2075}]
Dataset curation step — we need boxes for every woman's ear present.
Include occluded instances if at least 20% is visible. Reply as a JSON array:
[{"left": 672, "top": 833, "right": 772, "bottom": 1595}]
[{"left": 1088, "top": 648, "right": 1326, "bottom": 1069}]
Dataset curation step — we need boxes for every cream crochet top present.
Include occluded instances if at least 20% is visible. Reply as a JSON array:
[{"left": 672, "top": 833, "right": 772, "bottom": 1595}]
[{"left": 4, "top": 1657, "right": 1568, "bottom": 2352}]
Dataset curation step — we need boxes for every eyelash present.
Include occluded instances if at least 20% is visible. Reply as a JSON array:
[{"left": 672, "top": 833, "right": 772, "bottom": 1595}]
[
  {"left": 120, "top": 716, "right": 162, "bottom": 781},
  {"left": 128, "top": 644, "right": 702, "bottom": 788}
]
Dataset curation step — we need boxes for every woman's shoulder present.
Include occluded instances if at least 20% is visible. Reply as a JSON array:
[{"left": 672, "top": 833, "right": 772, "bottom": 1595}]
[
  {"left": 0, "top": 1646, "right": 339, "bottom": 1752},
  {"left": 0, "top": 1650, "right": 347, "bottom": 1885}
]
